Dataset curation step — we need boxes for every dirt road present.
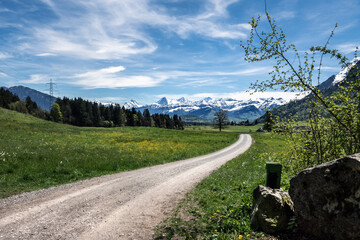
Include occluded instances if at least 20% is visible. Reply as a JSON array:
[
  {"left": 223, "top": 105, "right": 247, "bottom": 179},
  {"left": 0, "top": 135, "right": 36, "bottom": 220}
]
[{"left": 0, "top": 134, "right": 252, "bottom": 239}]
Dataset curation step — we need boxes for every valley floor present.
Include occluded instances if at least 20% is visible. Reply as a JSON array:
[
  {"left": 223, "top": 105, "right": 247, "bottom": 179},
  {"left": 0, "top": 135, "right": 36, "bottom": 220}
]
[{"left": 0, "top": 134, "right": 252, "bottom": 239}]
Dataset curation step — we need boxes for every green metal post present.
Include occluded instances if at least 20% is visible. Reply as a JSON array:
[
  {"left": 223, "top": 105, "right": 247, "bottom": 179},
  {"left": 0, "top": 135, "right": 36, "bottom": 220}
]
[{"left": 266, "top": 162, "right": 282, "bottom": 189}]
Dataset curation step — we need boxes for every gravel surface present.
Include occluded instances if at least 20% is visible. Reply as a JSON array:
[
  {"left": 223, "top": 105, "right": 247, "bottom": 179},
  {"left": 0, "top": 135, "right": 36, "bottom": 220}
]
[{"left": 0, "top": 134, "right": 252, "bottom": 240}]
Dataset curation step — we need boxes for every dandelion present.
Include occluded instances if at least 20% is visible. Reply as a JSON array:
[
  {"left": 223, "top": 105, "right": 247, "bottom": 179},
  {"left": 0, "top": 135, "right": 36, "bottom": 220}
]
[
  {"left": 216, "top": 210, "right": 220, "bottom": 213},
  {"left": 238, "top": 235, "right": 243, "bottom": 239},
  {"left": 214, "top": 229, "right": 217, "bottom": 232},
  {"left": 246, "top": 234, "right": 250, "bottom": 237}
]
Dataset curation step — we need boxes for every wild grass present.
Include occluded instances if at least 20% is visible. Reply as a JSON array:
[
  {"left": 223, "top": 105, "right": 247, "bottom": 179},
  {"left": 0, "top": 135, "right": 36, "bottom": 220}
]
[
  {"left": 185, "top": 124, "right": 264, "bottom": 133},
  {"left": 0, "top": 108, "right": 238, "bottom": 198},
  {"left": 154, "top": 132, "right": 289, "bottom": 239}
]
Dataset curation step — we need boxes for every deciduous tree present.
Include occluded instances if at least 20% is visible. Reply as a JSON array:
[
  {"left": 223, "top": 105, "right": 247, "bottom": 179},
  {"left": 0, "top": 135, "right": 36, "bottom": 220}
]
[{"left": 213, "top": 109, "right": 229, "bottom": 132}]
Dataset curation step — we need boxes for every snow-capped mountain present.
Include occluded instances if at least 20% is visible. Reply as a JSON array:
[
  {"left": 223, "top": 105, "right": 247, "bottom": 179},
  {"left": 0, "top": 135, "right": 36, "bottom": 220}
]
[
  {"left": 333, "top": 57, "right": 360, "bottom": 85},
  {"left": 125, "top": 96, "right": 287, "bottom": 121},
  {"left": 123, "top": 99, "right": 141, "bottom": 109},
  {"left": 268, "top": 57, "right": 360, "bottom": 121},
  {"left": 319, "top": 57, "right": 360, "bottom": 90}
]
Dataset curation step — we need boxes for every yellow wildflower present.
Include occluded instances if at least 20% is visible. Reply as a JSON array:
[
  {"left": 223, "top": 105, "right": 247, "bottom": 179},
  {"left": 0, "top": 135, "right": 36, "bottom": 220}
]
[{"left": 238, "top": 235, "right": 243, "bottom": 239}]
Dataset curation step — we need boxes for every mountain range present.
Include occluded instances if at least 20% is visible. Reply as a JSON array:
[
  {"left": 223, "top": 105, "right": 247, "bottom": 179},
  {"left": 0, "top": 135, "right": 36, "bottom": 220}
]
[{"left": 124, "top": 96, "right": 287, "bottom": 122}]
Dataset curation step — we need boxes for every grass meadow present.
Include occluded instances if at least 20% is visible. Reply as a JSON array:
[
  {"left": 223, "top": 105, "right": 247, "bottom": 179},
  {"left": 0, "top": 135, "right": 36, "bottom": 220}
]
[
  {"left": 185, "top": 124, "right": 264, "bottom": 133},
  {"left": 0, "top": 108, "right": 239, "bottom": 198},
  {"left": 155, "top": 132, "right": 290, "bottom": 240}
]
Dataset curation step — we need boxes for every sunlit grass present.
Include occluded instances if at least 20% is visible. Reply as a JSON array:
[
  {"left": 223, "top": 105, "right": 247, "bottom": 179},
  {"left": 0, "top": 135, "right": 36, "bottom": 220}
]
[
  {"left": 155, "top": 132, "right": 289, "bottom": 239},
  {"left": 185, "top": 124, "right": 264, "bottom": 133},
  {"left": 0, "top": 108, "right": 238, "bottom": 198}
]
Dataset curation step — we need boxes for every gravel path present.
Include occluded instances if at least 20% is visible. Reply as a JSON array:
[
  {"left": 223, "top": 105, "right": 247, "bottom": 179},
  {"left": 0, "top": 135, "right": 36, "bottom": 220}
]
[{"left": 0, "top": 134, "right": 252, "bottom": 240}]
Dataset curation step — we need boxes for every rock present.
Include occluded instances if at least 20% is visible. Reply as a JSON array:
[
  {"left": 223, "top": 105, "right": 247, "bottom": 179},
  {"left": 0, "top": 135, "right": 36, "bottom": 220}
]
[
  {"left": 251, "top": 185, "right": 294, "bottom": 233},
  {"left": 289, "top": 153, "right": 360, "bottom": 240},
  {"left": 256, "top": 128, "right": 265, "bottom": 132}
]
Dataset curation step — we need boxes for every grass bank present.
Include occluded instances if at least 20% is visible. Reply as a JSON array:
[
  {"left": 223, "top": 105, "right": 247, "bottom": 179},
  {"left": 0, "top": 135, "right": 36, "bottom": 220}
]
[
  {"left": 155, "top": 132, "right": 289, "bottom": 239},
  {"left": 0, "top": 108, "right": 238, "bottom": 198}
]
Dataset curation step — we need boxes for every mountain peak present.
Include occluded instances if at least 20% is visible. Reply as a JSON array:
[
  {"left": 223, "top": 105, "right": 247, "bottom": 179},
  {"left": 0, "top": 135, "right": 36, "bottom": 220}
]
[
  {"left": 124, "top": 99, "right": 141, "bottom": 109},
  {"left": 177, "top": 97, "right": 186, "bottom": 103},
  {"left": 157, "top": 97, "right": 168, "bottom": 105},
  {"left": 333, "top": 57, "right": 360, "bottom": 85}
]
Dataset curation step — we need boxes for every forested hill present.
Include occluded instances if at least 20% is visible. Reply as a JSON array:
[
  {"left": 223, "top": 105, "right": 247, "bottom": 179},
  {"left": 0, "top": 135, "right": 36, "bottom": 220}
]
[
  {"left": 261, "top": 59, "right": 360, "bottom": 121},
  {"left": 7, "top": 85, "right": 57, "bottom": 111},
  {"left": 0, "top": 88, "right": 185, "bottom": 130}
]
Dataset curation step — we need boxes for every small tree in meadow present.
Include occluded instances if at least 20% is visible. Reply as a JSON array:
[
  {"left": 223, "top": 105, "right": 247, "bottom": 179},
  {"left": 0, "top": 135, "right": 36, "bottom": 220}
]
[
  {"left": 213, "top": 109, "right": 229, "bottom": 132},
  {"left": 50, "top": 102, "right": 63, "bottom": 122}
]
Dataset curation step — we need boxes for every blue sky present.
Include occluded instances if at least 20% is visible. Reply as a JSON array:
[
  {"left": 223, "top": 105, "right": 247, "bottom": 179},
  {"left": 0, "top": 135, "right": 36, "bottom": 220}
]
[{"left": 0, "top": 0, "right": 359, "bottom": 105}]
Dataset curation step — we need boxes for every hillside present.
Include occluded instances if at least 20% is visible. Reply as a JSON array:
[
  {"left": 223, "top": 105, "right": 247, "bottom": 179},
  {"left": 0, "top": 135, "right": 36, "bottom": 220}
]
[
  {"left": 0, "top": 107, "right": 238, "bottom": 198},
  {"left": 262, "top": 58, "right": 360, "bottom": 121},
  {"left": 7, "top": 85, "right": 57, "bottom": 111}
]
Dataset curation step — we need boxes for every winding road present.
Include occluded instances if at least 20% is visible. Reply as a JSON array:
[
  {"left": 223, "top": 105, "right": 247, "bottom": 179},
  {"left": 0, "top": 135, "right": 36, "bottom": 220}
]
[{"left": 0, "top": 134, "right": 252, "bottom": 239}]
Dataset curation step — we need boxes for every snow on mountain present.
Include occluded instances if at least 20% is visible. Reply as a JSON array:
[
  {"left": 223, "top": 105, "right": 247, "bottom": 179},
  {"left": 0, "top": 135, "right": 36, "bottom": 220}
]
[
  {"left": 157, "top": 97, "right": 169, "bottom": 105},
  {"left": 123, "top": 99, "right": 142, "bottom": 109},
  {"left": 131, "top": 96, "right": 288, "bottom": 121},
  {"left": 333, "top": 57, "right": 360, "bottom": 85}
]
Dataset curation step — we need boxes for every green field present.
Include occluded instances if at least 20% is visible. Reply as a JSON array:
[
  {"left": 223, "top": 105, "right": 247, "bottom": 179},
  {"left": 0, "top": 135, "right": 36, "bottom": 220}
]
[
  {"left": 185, "top": 124, "right": 264, "bottom": 133},
  {"left": 0, "top": 108, "right": 239, "bottom": 198},
  {"left": 155, "top": 132, "right": 289, "bottom": 239}
]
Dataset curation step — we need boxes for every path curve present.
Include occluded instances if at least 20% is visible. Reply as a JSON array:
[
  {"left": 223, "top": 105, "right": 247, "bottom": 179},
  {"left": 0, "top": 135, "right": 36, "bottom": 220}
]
[{"left": 0, "top": 134, "right": 252, "bottom": 239}]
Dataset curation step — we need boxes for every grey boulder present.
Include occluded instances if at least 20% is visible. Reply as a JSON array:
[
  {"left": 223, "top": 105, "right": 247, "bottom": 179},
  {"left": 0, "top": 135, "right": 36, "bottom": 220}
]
[
  {"left": 289, "top": 153, "right": 360, "bottom": 240},
  {"left": 251, "top": 185, "right": 294, "bottom": 233}
]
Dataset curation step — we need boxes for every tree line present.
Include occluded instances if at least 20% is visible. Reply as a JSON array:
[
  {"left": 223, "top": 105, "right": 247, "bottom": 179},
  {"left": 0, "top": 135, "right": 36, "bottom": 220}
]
[
  {"left": 56, "top": 97, "right": 184, "bottom": 129},
  {"left": 0, "top": 88, "right": 184, "bottom": 130}
]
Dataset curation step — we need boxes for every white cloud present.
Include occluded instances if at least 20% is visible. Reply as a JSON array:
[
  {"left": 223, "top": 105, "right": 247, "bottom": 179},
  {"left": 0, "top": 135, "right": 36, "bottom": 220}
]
[
  {"left": 275, "top": 11, "right": 295, "bottom": 20},
  {"left": 0, "top": 52, "right": 12, "bottom": 59},
  {"left": 36, "top": 53, "right": 57, "bottom": 57},
  {"left": 68, "top": 64, "right": 270, "bottom": 89},
  {"left": 71, "top": 66, "right": 163, "bottom": 89},
  {"left": 22, "top": 0, "right": 248, "bottom": 59},
  {"left": 95, "top": 97, "right": 126, "bottom": 102},
  {"left": 336, "top": 43, "right": 359, "bottom": 54},
  {"left": 22, "top": 74, "right": 50, "bottom": 84},
  {"left": 0, "top": 72, "right": 9, "bottom": 77}
]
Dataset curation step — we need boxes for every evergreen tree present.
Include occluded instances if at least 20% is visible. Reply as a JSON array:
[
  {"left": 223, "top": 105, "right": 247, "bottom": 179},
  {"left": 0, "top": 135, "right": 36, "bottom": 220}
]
[
  {"left": 0, "top": 88, "right": 19, "bottom": 108},
  {"left": 92, "top": 102, "right": 101, "bottom": 126},
  {"left": 263, "top": 111, "right": 274, "bottom": 131},
  {"left": 136, "top": 110, "right": 143, "bottom": 126},
  {"left": 25, "top": 96, "right": 38, "bottom": 114},
  {"left": 143, "top": 109, "right": 152, "bottom": 127}
]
